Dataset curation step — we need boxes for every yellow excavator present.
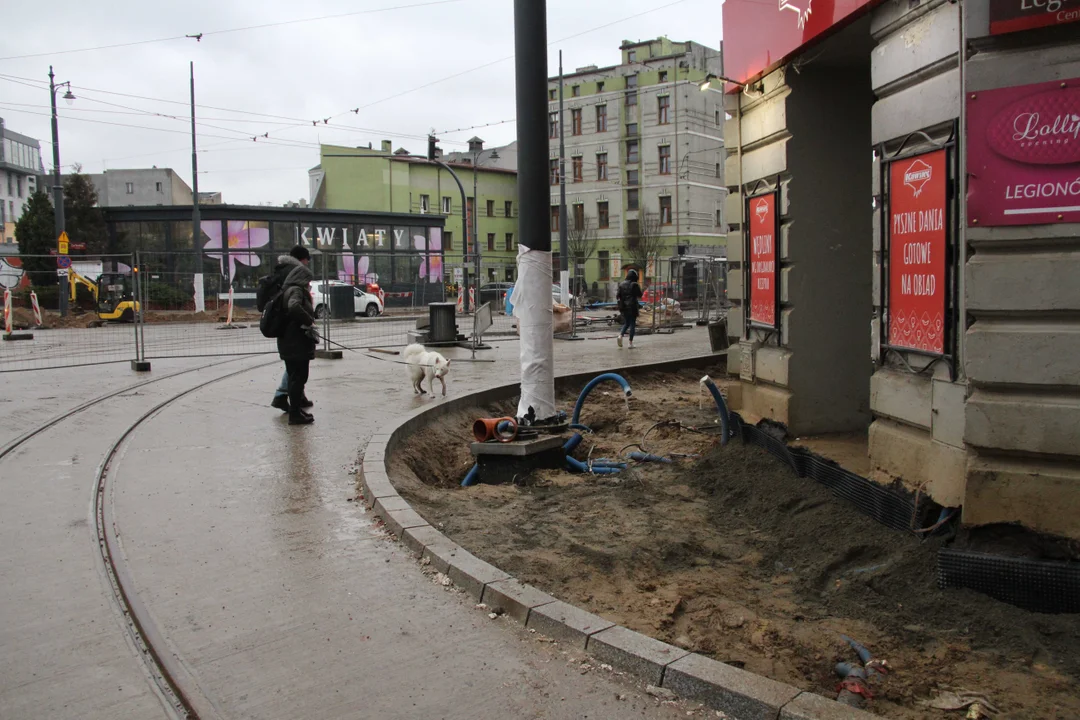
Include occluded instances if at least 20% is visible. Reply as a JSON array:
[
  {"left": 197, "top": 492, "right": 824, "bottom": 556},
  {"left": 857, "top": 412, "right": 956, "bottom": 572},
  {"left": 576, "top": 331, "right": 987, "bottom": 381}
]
[{"left": 69, "top": 268, "right": 140, "bottom": 325}]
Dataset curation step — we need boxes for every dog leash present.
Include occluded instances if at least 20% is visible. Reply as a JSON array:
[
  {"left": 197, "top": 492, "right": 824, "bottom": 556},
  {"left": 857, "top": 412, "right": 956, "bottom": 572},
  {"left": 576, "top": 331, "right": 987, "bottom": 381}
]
[{"left": 309, "top": 330, "right": 447, "bottom": 369}]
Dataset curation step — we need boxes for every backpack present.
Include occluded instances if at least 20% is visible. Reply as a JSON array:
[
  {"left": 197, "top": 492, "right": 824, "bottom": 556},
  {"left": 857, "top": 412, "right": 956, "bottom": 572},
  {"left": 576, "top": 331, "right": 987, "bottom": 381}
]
[{"left": 257, "top": 273, "right": 287, "bottom": 338}]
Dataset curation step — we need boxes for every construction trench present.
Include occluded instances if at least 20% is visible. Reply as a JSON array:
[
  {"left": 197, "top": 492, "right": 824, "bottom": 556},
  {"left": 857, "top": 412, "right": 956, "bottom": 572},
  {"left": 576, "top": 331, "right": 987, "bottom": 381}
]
[{"left": 386, "top": 367, "right": 1080, "bottom": 720}]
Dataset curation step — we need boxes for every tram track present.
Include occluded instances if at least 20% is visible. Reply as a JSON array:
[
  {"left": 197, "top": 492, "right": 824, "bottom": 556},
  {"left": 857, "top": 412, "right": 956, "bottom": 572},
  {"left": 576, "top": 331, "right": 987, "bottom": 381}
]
[{"left": 1, "top": 356, "right": 278, "bottom": 720}]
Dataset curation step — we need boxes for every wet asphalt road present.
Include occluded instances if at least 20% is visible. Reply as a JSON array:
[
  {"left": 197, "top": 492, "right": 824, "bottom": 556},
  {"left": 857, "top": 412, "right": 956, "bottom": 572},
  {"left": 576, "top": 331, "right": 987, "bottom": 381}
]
[{"left": 1, "top": 330, "right": 721, "bottom": 719}]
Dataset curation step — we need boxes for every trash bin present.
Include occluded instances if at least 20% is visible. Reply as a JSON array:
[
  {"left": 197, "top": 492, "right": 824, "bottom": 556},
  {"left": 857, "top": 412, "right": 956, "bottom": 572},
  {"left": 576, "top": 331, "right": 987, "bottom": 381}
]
[
  {"left": 328, "top": 285, "right": 354, "bottom": 320},
  {"left": 429, "top": 302, "right": 458, "bottom": 343},
  {"left": 708, "top": 319, "right": 729, "bottom": 352}
]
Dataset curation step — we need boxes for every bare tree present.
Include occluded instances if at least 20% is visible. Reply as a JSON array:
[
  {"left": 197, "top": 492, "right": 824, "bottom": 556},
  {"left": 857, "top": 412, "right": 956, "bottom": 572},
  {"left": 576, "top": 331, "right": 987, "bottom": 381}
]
[
  {"left": 567, "top": 215, "right": 598, "bottom": 296},
  {"left": 624, "top": 212, "right": 665, "bottom": 290}
]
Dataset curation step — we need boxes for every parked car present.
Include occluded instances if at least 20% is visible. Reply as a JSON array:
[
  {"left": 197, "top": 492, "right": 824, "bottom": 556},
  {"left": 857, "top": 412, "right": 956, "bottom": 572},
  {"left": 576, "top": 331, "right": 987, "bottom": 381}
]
[
  {"left": 478, "top": 282, "right": 514, "bottom": 308},
  {"left": 503, "top": 284, "right": 574, "bottom": 315},
  {"left": 312, "top": 280, "right": 384, "bottom": 318}
]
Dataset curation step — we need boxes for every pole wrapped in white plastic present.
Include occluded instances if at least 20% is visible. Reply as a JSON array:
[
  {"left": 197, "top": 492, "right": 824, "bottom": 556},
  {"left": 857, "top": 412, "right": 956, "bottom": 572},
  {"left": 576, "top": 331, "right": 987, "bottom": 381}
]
[{"left": 513, "top": 245, "right": 555, "bottom": 420}]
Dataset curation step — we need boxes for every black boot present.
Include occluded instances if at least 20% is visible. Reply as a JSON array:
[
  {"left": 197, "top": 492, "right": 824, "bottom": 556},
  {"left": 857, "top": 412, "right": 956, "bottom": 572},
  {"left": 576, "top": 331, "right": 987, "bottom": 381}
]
[
  {"left": 271, "top": 395, "right": 290, "bottom": 412},
  {"left": 289, "top": 410, "right": 314, "bottom": 425},
  {"left": 299, "top": 396, "right": 314, "bottom": 409}
]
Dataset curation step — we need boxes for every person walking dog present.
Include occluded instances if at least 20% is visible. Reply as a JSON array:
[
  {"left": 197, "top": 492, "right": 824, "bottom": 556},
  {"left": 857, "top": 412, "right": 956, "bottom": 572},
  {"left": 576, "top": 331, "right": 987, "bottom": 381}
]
[
  {"left": 261, "top": 246, "right": 315, "bottom": 415},
  {"left": 616, "top": 269, "right": 643, "bottom": 349}
]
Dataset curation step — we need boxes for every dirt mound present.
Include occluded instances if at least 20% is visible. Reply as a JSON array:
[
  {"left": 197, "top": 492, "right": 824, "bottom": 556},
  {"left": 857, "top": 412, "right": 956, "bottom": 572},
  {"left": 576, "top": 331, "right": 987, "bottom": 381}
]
[{"left": 387, "top": 373, "right": 1080, "bottom": 719}]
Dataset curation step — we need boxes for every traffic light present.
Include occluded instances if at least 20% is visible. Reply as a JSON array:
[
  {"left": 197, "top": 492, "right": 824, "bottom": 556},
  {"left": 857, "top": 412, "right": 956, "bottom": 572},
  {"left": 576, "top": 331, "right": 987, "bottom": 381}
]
[{"left": 427, "top": 135, "right": 437, "bottom": 161}]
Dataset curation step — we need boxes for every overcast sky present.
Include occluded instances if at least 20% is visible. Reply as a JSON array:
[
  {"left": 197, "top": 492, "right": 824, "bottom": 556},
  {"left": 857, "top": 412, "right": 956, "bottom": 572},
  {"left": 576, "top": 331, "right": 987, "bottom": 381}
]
[{"left": 0, "top": 0, "right": 723, "bottom": 205}]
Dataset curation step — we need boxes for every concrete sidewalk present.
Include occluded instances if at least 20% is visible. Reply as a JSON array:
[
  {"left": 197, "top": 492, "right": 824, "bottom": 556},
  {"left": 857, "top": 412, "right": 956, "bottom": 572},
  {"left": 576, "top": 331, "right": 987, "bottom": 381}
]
[{"left": 3, "top": 330, "right": 727, "bottom": 719}]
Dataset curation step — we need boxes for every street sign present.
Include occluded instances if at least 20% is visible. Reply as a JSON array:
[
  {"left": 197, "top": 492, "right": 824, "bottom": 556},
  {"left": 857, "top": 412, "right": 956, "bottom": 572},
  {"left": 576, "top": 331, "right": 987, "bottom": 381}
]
[
  {"left": 57, "top": 255, "right": 72, "bottom": 269},
  {"left": 58, "top": 231, "right": 70, "bottom": 255},
  {"left": 57, "top": 268, "right": 69, "bottom": 278}
]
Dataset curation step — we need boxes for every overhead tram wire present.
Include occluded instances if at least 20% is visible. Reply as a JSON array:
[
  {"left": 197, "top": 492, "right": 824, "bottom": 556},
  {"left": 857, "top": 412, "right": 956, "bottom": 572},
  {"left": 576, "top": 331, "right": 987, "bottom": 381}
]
[{"left": 0, "top": 0, "right": 465, "bottom": 61}]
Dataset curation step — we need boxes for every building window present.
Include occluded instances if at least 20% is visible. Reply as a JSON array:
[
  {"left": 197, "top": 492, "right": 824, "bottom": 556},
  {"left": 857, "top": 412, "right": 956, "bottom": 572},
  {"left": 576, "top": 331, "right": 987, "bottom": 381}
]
[
  {"left": 486, "top": 199, "right": 494, "bottom": 217},
  {"left": 442, "top": 196, "right": 452, "bottom": 214},
  {"left": 549, "top": 88, "right": 556, "bottom": 100},
  {"left": 597, "top": 81, "right": 605, "bottom": 93},
  {"left": 598, "top": 250, "right": 611, "bottom": 280},
  {"left": 125, "top": 182, "right": 134, "bottom": 194},
  {"left": 715, "top": 109, "right": 721, "bottom": 127},
  {"left": 596, "top": 152, "right": 608, "bottom": 181},
  {"left": 571, "top": 108, "right": 582, "bottom": 136},
  {"left": 627, "top": 74, "right": 638, "bottom": 88},
  {"left": 504, "top": 200, "right": 513, "bottom": 217},
  {"left": 487, "top": 232, "right": 496, "bottom": 252},
  {"left": 549, "top": 112, "right": 558, "bottom": 139},
  {"left": 658, "top": 95, "right": 670, "bottom": 124},
  {"left": 658, "top": 145, "right": 671, "bottom": 175},
  {"left": 660, "top": 196, "right": 672, "bottom": 224},
  {"left": 626, "top": 122, "right": 638, "bottom": 136},
  {"left": 550, "top": 205, "right": 560, "bottom": 232},
  {"left": 156, "top": 181, "right": 163, "bottom": 193},
  {"left": 505, "top": 268, "right": 515, "bottom": 281},
  {"left": 715, "top": 163, "right": 721, "bottom": 179},
  {"left": 626, "top": 140, "right": 639, "bottom": 164},
  {"left": 420, "top": 194, "right": 430, "bottom": 212},
  {"left": 625, "top": 74, "right": 638, "bottom": 106},
  {"left": 549, "top": 158, "right": 560, "bottom": 185},
  {"left": 572, "top": 85, "right": 580, "bottom": 97},
  {"left": 597, "top": 201, "right": 609, "bottom": 229},
  {"left": 627, "top": 188, "right": 639, "bottom": 211},
  {"left": 505, "top": 232, "right": 514, "bottom": 251},
  {"left": 445, "top": 231, "right": 453, "bottom": 250},
  {"left": 659, "top": 70, "right": 668, "bottom": 83},
  {"left": 627, "top": 169, "right": 639, "bottom": 185},
  {"left": 572, "top": 156, "right": 583, "bottom": 183},
  {"left": 715, "top": 207, "right": 723, "bottom": 227},
  {"left": 626, "top": 90, "right": 638, "bottom": 106},
  {"left": 573, "top": 203, "right": 585, "bottom": 231},
  {"left": 627, "top": 218, "right": 639, "bottom": 238},
  {"left": 596, "top": 105, "right": 607, "bottom": 133},
  {"left": 628, "top": 50, "right": 637, "bottom": 62}
]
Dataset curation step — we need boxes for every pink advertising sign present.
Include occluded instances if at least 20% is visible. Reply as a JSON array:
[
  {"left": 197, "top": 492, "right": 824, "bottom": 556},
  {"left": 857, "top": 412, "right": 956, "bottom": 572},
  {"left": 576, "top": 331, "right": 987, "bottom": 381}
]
[{"left": 967, "top": 77, "right": 1080, "bottom": 227}]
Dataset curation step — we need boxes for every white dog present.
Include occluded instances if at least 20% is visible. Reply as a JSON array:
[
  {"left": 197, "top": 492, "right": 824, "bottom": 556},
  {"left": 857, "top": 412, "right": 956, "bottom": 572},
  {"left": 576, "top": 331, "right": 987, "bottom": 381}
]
[{"left": 404, "top": 343, "right": 451, "bottom": 397}]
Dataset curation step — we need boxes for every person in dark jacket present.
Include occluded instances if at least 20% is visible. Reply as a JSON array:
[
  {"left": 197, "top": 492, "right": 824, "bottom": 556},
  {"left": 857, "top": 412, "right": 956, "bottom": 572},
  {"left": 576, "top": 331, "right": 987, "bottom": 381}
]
[
  {"left": 269, "top": 246, "right": 314, "bottom": 414},
  {"left": 616, "top": 269, "right": 643, "bottom": 349},
  {"left": 276, "top": 253, "right": 318, "bottom": 425}
]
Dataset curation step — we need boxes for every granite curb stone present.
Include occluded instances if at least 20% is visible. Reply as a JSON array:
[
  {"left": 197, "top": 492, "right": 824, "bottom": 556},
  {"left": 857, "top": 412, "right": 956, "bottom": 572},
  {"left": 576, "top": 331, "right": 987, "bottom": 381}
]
[
  {"left": 480, "top": 578, "right": 557, "bottom": 624},
  {"left": 586, "top": 625, "right": 690, "bottom": 686},
  {"left": 525, "top": 601, "right": 615, "bottom": 649},
  {"left": 445, "top": 548, "right": 509, "bottom": 600},
  {"left": 663, "top": 652, "right": 802, "bottom": 720},
  {"left": 381, "top": 507, "right": 430, "bottom": 538},
  {"left": 780, "top": 691, "right": 881, "bottom": 720}
]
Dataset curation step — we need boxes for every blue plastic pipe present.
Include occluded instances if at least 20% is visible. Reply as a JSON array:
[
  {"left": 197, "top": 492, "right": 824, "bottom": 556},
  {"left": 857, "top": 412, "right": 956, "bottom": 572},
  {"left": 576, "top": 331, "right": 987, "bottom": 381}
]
[
  {"left": 564, "top": 433, "right": 584, "bottom": 453},
  {"left": 461, "top": 464, "right": 480, "bottom": 487},
  {"left": 571, "top": 373, "right": 632, "bottom": 432},
  {"left": 628, "top": 451, "right": 672, "bottom": 464},
  {"left": 565, "top": 455, "right": 621, "bottom": 475},
  {"left": 700, "top": 376, "right": 731, "bottom": 446}
]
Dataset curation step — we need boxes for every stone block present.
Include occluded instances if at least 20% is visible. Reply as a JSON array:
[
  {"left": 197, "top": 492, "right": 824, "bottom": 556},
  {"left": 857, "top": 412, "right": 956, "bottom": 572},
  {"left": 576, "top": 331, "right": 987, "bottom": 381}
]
[
  {"left": 966, "top": 251, "right": 1080, "bottom": 313},
  {"left": 359, "top": 470, "right": 396, "bottom": 508},
  {"left": 372, "top": 495, "right": 411, "bottom": 516},
  {"left": 871, "top": 68, "right": 959, "bottom": 145},
  {"left": 966, "top": 390, "right": 1080, "bottom": 458},
  {"left": 726, "top": 306, "right": 743, "bottom": 341},
  {"left": 400, "top": 525, "right": 457, "bottom": 565},
  {"left": 728, "top": 137, "right": 788, "bottom": 185},
  {"left": 965, "top": 457, "right": 1080, "bottom": 541},
  {"left": 871, "top": 2, "right": 958, "bottom": 93},
  {"left": 445, "top": 549, "right": 509, "bottom": 601},
  {"left": 728, "top": 268, "right": 744, "bottom": 300},
  {"left": 869, "top": 419, "right": 967, "bottom": 507},
  {"left": 966, "top": 42, "right": 1080, "bottom": 92},
  {"left": 662, "top": 653, "right": 801, "bottom": 720},
  {"left": 742, "top": 382, "right": 792, "bottom": 426},
  {"left": 525, "top": 601, "right": 614, "bottom": 649},
  {"left": 480, "top": 578, "right": 556, "bottom": 624},
  {"left": 932, "top": 379, "right": 967, "bottom": 449},
  {"left": 870, "top": 369, "right": 932, "bottom": 430},
  {"left": 781, "top": 692, "right": 880, "bottom": 720},
  {"left": 421, "top": 535, "right": 469, "bottom": 575},
  {"left": 737, "top": 91, "right": 790, "bottom": 147},
  {"left": 965, "top": 323, "right": 1080, "bottom": 387},
  {"left": 586, "top": 626, "right": 689, "bottom": 686},
  {"left": 754, "top": 346, "right": 791, "bottom": 387},
  {"left": 380, "top": 508, "right": 430, "bottom": 539}
]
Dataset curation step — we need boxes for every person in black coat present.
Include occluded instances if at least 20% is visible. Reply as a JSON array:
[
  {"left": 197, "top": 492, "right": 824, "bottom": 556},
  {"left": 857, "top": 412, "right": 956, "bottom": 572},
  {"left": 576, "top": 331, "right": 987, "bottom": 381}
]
[
  {"left": 268, "top": 246, "right": 314, "bottom": 414},
  {"left": 276, "top": 254, "right": 317, "bottom": 425},
  {"left": 616, "top": 269, "right": 643, "bottom": 349}
]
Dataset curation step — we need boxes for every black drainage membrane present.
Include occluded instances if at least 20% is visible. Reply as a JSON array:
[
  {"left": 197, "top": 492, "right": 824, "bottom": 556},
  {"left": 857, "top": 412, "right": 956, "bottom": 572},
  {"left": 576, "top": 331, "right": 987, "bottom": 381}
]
[
  {"left": 732, "top": 414, "right": 931, "bottom": 535},
  {"left": 938, "top": 549, "right": 1080, "bottom": 614}
]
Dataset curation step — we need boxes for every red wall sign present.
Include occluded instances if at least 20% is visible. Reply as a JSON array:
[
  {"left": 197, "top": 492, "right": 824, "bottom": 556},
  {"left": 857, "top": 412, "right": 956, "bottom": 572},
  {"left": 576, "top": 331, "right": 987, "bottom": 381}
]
[
  {"left": 748, "top": 192, "right": 778, "bottom": 327},
  {"left": 888, "top": 149, "right": 948, "bottom": 355},
  {"left": 990, "top": 0, "right": 1080, "bottom": 35},
  {"left": 967, "top": 77, "right": 1080, "bottom": 226},
  {"left": 722, "top": 0, "right": 879, "bottom": 88}
]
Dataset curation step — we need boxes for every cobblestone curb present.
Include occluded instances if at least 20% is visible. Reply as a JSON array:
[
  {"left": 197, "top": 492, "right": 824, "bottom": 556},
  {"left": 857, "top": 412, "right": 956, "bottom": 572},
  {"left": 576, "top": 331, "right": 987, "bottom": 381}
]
[{"left": 360, "top": 354, "right": 879, "bottom": 720}]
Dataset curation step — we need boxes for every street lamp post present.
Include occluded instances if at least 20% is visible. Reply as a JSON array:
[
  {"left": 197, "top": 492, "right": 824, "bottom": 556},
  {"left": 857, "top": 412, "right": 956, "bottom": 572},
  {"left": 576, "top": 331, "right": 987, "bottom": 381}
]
[{"left": 48, "top": 66, "right": 75, "bottom": 317}]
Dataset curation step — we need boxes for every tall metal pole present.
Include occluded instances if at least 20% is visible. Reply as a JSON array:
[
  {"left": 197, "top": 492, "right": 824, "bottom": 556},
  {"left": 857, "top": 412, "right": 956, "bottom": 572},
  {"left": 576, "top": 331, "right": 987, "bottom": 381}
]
[
  {"left": 473, "top": 157, "right": 480, "bottom": 291},
  {"left": 558, "top": 51, "right": 568, "bottom": 275},
  {"left": 190, "top": 62, "right": 201, "bottom": 250},
  {"left": 49, "top": 66, "right": 68, "bottom": 317},
  {"left": 514, "top": 0, "right": 556, "bottom": 420}
]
